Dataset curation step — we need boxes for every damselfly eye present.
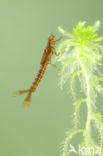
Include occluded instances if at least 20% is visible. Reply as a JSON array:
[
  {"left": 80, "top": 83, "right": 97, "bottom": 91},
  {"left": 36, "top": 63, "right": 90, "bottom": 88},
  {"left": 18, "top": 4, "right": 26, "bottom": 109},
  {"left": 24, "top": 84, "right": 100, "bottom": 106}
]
[{"left": 48, "top": 34, "right": 55, "bottom": 41}]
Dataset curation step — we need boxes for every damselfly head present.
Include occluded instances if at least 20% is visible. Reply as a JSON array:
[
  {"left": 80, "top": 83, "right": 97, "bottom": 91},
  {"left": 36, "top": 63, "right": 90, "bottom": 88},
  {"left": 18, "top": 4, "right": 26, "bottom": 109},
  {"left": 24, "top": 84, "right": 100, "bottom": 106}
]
[{"left": 48, "top": 34, "right": 55, "bottom": 41}]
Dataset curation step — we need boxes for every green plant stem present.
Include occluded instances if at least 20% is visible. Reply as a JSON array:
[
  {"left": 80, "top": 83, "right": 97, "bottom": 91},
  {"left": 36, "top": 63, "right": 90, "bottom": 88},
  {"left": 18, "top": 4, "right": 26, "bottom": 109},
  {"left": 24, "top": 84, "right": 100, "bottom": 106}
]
[{"left": 78, "top": 57, "right": 92, "bottom": 131}]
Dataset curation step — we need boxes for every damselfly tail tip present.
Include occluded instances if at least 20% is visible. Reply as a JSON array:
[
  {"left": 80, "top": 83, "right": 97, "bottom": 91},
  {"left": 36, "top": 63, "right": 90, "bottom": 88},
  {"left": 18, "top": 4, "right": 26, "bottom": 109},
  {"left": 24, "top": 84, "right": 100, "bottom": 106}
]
[
  {"left": 21, "top": 100, "right": 30, "bottom": 109},
  {"left": 11, "top": 89, "right": 29, "bottom": 97},
  {"left": 11, "top": 91, "right": 22, "bottom": 97}
]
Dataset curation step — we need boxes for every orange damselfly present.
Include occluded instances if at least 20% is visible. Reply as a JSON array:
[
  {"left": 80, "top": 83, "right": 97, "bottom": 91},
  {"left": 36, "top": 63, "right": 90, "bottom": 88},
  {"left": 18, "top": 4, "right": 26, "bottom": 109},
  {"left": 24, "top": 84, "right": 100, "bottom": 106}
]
[{"left": 12, "top": 34, "right": 61, "bottom": 108}]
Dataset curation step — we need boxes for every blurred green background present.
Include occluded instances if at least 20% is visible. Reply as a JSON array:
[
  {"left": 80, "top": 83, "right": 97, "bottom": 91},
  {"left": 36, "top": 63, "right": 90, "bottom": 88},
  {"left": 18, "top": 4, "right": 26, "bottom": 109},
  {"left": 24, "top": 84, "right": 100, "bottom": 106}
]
[{"left": 0, "top": 0, "right": 103, "bottom": 156}]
